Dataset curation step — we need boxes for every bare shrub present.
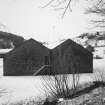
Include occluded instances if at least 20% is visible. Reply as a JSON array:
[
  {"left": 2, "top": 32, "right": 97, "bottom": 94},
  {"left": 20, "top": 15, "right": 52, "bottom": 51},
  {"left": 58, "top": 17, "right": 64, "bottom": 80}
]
[
  {"left": 93, "top": 70, "right": 105, "bottom": 105},
  {"left": 93, "top": 70, "right": 105, "bottom": 82},
  {"left": 42, "top": 73, "right": 80, "bottom": 102}
]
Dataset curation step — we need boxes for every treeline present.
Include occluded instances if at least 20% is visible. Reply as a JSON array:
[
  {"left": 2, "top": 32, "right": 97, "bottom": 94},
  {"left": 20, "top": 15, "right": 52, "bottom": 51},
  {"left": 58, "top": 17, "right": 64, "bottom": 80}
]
[
  {"left": 0, "top": 31, "right": 25, "bottom": 49},
  {"left": 78, "top": 31, "right": 105, "bottom": 39}
]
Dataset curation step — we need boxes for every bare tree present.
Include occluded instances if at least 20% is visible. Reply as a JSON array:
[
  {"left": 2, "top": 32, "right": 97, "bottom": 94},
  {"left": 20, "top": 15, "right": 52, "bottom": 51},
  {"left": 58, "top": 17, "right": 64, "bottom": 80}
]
[
  {"left": 42, "top": 0, "right": 105, "bottom": 28},
  {"left": 86, "top": 0, "right": 105, "bottom": 28},
  {"left": 41, "top": 0, "right": 75, "bottom": 17},
  {"left": 41, "top": 48, "right": 80, "bottom": 102}
]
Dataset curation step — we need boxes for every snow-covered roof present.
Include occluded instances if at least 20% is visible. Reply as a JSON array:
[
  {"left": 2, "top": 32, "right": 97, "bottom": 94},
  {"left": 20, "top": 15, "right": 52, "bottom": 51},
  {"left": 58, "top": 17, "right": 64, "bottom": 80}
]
[{"left": 0, "top": 49, "right": 13, "bottom": 54}]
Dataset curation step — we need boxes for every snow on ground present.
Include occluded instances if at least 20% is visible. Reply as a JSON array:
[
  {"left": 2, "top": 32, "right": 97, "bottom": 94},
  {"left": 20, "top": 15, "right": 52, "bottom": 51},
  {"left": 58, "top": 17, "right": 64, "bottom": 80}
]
[
  {"left": 0, "top": 59, "right": 104, "bottom": 104},
  {"left": 93, "top": 58, "right": 105, "bottom": 72},
  {"left": 0, "top": 75, "right": 94, "bottom": 104},
  {"left": 0, "top": 76, "right": 46, "bottom": 104}
]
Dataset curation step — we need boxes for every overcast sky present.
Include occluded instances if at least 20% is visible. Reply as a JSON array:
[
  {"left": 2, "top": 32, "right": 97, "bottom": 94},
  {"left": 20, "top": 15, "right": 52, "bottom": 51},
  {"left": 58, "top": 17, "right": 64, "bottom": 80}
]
[{"left": 0, "top": 0, "right": 98, "bottom": 47}]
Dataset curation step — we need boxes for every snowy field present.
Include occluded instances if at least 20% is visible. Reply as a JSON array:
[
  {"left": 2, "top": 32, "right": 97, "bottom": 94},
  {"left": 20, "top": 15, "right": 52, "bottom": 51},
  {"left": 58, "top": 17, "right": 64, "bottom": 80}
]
[{"left": 0, "top": 59, "right": 104, "bottom": 104}]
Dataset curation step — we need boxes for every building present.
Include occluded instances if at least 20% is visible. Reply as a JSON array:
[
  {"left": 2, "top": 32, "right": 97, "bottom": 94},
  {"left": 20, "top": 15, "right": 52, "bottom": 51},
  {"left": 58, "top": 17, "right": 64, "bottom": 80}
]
[
  {"left": 4, "top": 39, "right": 93, "bottom": 76},
  {"left": 4, "top": 39, "right": 50, "bottom": 76},
  {"left": 51, "top": 39, "right": 93, "bottom": 74}
]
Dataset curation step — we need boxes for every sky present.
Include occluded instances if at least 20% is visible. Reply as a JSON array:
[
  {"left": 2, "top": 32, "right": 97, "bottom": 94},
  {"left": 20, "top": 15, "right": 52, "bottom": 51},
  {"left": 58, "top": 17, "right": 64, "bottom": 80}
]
[{"left": 0, "top": 0, "right": 98, "bottom": 47}]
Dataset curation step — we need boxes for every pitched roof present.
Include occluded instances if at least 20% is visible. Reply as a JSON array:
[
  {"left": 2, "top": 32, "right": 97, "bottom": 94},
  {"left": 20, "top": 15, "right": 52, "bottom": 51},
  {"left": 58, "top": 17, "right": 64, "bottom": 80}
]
[
  {"left": 52, "top": 39, "right": 92, "bottom": 56},
  {"left": 5, "top": 38, "right": 49, "bottom": 57}
]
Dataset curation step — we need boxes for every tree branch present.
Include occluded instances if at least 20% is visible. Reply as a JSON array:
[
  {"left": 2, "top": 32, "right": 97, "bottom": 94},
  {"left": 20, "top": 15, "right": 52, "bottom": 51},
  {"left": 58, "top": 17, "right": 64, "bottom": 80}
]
[
  {"left": 62, "top": 0, "right": 72, "bottom": 18},
  {"left": 41, "top": 0, "right": 73, "bottom": 17}
]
